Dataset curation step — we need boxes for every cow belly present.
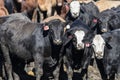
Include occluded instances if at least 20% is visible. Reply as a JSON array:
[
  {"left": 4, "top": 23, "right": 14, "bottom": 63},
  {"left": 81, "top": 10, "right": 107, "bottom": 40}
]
[{"left": 8, "top": 43, "right": 32, "bottom": 61}]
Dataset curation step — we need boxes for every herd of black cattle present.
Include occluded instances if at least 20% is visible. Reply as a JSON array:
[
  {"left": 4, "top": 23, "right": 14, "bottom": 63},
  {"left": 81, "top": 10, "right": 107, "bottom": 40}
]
[{"left": 0, "top": 1, "right": 120, "bottom": 80}]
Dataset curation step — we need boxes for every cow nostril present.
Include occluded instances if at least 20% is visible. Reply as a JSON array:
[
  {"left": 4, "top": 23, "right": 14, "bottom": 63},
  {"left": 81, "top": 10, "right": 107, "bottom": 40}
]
[
  {"left": 96, "top": 52, "right": 103, "bottom": 56},
  {"left": 77, "top": 44, "right": 84, "bottom": 49},
  {"left": 78, "top": 44, "right": 81, "bottom": 47},
  {"left": 78, "top": 44, "right": 83, "bottom": 47},
  {"left": 73, "top": 13, "right": 77, "bottom": 15}
]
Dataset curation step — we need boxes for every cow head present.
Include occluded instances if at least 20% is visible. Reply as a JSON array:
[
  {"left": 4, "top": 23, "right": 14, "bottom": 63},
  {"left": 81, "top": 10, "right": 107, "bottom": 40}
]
[
  {"left": 73, "top": 30, "right": 85, "bottom": 50},
  {"left": 98, "top": 18, "right": 109, "bottom": 33},
  {"left": 69, "top": 1, "right": 80, "bottom": 18},
  {"left": 43, "top": 19, "right": 66, "bottom": 45},
  {"left": 92, "top": 34, "right": 105, "bottom": 59},
  {"left": 65, "top": 27, "right": 86, "bottom": 50},
  {"left": 97, "top": 10, "right": 115, "bottom": 33}
]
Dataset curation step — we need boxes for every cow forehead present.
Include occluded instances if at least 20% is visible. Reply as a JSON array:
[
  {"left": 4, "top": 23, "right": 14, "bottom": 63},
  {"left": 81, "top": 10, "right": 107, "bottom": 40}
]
[
  {"left": 70, "top": 1, "right": 80, "bottom": 7},
  {"left": 93, "top": 35, "right": 105, "bottom": 44},
  {"left": 74, "top": 30, "right": 85, "bottom": 39}
]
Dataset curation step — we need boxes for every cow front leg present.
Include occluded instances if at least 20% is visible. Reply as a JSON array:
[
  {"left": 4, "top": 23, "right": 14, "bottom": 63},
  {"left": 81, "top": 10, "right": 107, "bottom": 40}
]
[
  {"left": 13, "top": 72, "right": 20, "bottom": 80},
  {"left": 34, "top": 53, "right": 43, "bottom": 80},
  {"left": 115, "top": 73, "right": 120, "bottom": 80},
  {"left": 53, "top": 63, "right": 61, "bottom": 80},
  {"left": 1, "top": 44, "right": 13, "bottom": 80},
  {"left": 46, "top": 4, "right": 52, "bottom": 17},
  {"left": 63, "top": 56, "right": 73, "bottom": 80}
]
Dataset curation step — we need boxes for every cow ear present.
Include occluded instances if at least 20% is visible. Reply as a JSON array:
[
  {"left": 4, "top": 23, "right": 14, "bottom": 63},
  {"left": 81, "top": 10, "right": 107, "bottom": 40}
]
[
  {"left": 105, "top": 36, "right": 112, "bottom": 42},
  {"left": 42, "top": 23, "right": 50, "bottom": 37},
  {"left": 106, "top": 42, "right": 112, "bottom": 49}
]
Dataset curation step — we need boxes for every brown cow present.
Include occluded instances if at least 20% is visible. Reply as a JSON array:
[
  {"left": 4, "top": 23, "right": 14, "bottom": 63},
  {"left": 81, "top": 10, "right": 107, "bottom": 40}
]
[
  {"left": 37, "top": 0, "right": 57, "bottom": 20},
  {"left": 95, "top": 0, "right": 120, "bottom": 12},
  {"left": 21, "top": 0, "right": 37, "bottom": 12},
  {"left": 20, "top": 0, "right": 57, "bottom": 21},
  {"left": 0, "top": 0, "right": 9, "bottom": 16}
]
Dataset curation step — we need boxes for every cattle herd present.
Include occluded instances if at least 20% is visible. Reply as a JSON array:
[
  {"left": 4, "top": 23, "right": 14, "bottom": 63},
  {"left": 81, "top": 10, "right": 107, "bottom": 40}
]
[{"left": 0, "top": 0, "right": 120, "bottom": 80}]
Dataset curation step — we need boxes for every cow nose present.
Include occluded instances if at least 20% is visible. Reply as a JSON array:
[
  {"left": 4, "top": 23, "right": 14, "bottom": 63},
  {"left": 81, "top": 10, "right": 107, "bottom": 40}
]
[
  {"left": 73, "top": 12, "right": 78, "bottom": 15},
  {"left": 53, "top": 39, "right": 62, "bottom": 45},
  {"left": 101, "top": 28, "right": 107, "bottom": 32},
  {"left": 96, "top": 52, "right": 103, "bottom": 59},
  {"left": 77, "top": 43, "right": 84, "bottom": 50}
]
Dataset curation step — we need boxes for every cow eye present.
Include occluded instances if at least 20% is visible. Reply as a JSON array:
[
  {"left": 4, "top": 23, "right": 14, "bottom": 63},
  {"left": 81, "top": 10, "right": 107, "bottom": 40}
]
[
  {"left": 72, "top": 37, "right": 76, "bottom": 41},
  {"left": 103, "top": 43, "right": 105, "bottom": 45},
  {"left": 92, "top": 43, "right": 95, "bottom": 47},
  {"left": 50, "top": 29, "right": 53, "bottom": 33}
]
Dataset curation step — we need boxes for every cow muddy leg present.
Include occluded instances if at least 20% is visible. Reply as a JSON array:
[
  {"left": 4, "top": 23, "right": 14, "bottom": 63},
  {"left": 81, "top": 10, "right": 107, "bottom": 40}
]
[
  {"left": 63, "top": 56, "right": 73, "bottom": 80},
  {"left": 115, "top": 73, "right": 120, "bottom": 80},
  {"left": 34, "top": 53, "right": 43, "bottom": 80},
  {"left": 13, "top": 72, "right": 20, "bottom": 80},
  {"left": 53, "top": 62, "right": 61, "bottom": 80},
  {"left": 1, "top": 44, "right": 13, "bottom": 80}
]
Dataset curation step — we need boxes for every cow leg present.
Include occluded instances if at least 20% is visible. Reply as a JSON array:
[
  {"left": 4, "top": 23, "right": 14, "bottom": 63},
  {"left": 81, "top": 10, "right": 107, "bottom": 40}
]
[
  {"left": 34, "top": 53, "right": 43, "bottom": 80},
  {"left": 81, "top": 69, "right": 88, "bottom": 80},
  {"left": 109, "top": 74, "right": 115, "bottom": 80},
  {"left": 13, "top": 72, "right": 20, "bottom": 80},
  {"left": 2, "top": 64, "right": 7, "bottom": 80},
  {"left": 46, "top": 4, "right": 52, "bottom": 17},
  {"left": 1, "top": 44, "right": 13, "bottom": 80},
  {"left": 53, "top": 62, "right": 61, "bottom": 80},
  {"left": 53, "top": 66, "right": 60, "bottom": 80},
  {"left": 115, "top": 73, "right": 120, "bottom": 80},
  {"left": 63, "top": 56, "right": 73, "bottom": 80}
]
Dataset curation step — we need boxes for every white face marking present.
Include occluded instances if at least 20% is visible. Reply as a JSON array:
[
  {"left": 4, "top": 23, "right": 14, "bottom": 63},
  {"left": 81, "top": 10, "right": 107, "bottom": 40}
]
[
  {"left": 74, "top": 30, "right": 85, "bottom": 50},
  {"left": 92, "top": 35, "right": 105, "bottom": 59},
  {"left": 70, "top": 1, "right": 80, "bottom": 18}
]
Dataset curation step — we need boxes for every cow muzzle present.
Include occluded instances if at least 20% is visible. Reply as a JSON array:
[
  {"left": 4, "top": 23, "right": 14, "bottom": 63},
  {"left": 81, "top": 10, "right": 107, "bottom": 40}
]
[
  {"left": 53, "top": 39, "right": 62, "bottom": 45},
  {"left": 95, "top": 52, "right": 103, "bottom": 59},
  {"left": 76, "top": 43, "right": 84, "bottom": 50}
]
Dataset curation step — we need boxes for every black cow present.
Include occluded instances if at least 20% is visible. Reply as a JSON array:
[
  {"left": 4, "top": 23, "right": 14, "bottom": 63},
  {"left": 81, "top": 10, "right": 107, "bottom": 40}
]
[
  {"left": 61, "top": 18, "right": 94, "bottom": 80},
  {"left": 97, "top": 6, "right": 120, "bottom": 33},
  {"left": 40, "top": 17, "right": 67, "bottom": 80},
  {"left": 0, "top": 13, "right": 45, "bottom": 80},
  {"left": 0, "top": 13, "right": 67, "bottom": 80},
  {"left": 101, "top": 29, "right": 120, "bottom": 80}
]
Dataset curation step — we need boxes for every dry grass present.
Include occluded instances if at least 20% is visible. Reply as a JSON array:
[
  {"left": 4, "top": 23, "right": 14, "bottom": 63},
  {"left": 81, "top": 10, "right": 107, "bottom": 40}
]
[
  {"left": 95, "top": 0, "right": 120, "bottom": 12},
  {"left": 78, "top": 0, "right": 120, "bottom": 12}
]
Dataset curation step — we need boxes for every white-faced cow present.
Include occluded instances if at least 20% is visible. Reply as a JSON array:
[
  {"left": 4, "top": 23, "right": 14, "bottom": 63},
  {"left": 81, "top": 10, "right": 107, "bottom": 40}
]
[
  {"left": 91, "top": 29, "right": 120, "bottom": 80},
  {"left": 61, "top": 18, "right": 95, "bottom": 80}
]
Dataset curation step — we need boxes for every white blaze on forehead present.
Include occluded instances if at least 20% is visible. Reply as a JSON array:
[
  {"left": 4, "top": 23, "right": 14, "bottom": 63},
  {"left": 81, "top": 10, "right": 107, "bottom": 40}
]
[
  {"left": 70, "top": 1, "right": 80, "bottom": 18},
  {"left": 92, "top": 35, "right": 105, "bottom": 59},
  {"left": 74, "top": 30, "right": 85, "bottom": 49}
]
